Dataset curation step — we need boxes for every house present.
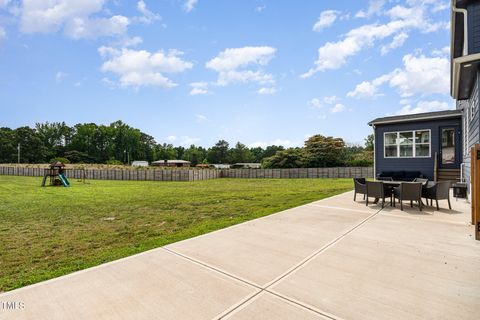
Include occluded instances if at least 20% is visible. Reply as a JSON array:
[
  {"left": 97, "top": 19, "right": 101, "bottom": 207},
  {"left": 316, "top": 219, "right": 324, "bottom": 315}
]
[
  {"left": 131, "top": 161, "right": 149, "bottom": 167},
  {"left": 368, "top": 110, "right": 463, "bottom": 181},
  {"left": 210, "top": 164, "right": 231, "bottom": 169},
  {"left": 451, "top": 0, "right": 480, "bottom": 198},
  {"left": 151, "top": 160, "right": 191, "bottom": 167},
  {"left": 231, "top": 163, "right": 262, "bottom": 169}
]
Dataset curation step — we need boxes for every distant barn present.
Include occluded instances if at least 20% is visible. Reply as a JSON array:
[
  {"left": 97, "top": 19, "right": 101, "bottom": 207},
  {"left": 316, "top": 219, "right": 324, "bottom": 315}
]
[{"left": 152, "top": 160, "right": 191, "bottom": 167}]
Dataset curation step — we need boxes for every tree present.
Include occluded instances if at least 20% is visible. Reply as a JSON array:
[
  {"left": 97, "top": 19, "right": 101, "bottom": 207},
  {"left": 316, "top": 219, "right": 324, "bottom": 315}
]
[
  {"left": 364, "top": 134, "right": 374, "bottom": 151},
  {"left": 304, "top": 135, "right": 345, "bottom": 167},
  {"left": 207, "top": 140, "right": 230, "bottom": 163},
  {"left": 229, "top": 142, "right": 254, "bottom": 164},
  {"left": 183, "top": 145, "right": 207, "bottom": 166},
  {"left": 14, "top": 127, "right": 47, "bottom": 163},
  {"left": 0, "top": 127, "right": 16, "bottom": 163},
  {"left": 262, "top": 148, "right": 306, "bottom": 168},
  {"left": 154, "top": 143, "right": 178, "bottom": 160}
]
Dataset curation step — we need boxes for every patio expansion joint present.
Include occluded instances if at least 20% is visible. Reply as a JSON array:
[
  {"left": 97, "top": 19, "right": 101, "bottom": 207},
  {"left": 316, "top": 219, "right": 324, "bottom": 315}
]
[{"left": 164, "top": 201, "right": 384, "bottom": 320}]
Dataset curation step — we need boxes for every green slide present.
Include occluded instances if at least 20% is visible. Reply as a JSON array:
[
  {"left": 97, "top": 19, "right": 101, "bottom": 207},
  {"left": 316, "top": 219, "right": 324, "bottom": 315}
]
[{"left": 58, "top": 174, "right": 71, "bottom": 187}]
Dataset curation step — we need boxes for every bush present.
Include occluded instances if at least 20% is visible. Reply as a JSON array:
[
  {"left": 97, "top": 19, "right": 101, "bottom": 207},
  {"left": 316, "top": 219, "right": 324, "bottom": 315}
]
[
  {"left": 105, "top": 159, "right": 124, "bottom": 165},
  {"left": 49, "top": 157, "right": 70, "bottom": 164}
]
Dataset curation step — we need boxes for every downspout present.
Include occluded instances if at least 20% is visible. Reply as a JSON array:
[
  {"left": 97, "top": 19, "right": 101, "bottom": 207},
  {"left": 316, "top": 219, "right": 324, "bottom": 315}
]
[
  {"left": 372, "top": 124, "right": 376, "bottom": 179},
  {"left": 452, "top": 0, "right": 468, "bottom": 56}
]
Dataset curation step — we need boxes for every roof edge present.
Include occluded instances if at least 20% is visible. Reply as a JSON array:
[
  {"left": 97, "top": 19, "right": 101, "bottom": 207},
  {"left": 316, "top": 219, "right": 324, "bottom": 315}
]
[{"left": 368, "top": 110, "right": 462, "bottom": 126}]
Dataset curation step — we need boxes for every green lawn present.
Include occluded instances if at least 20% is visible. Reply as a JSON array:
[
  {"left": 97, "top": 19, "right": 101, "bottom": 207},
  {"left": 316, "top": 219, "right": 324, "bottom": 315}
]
[{"left": 0, "top": 175, "right": 352, "bottom": 292}]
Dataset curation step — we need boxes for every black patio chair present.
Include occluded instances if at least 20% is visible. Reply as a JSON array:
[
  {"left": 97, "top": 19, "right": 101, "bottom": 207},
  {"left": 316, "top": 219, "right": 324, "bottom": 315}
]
[
  {"left": 377, "top": 176, "right": 393, "bottom": 181},
  {"left": 353, "top": 178, "right": 367, "bottom": 201},
  {"left": 393, "top": 182, "right": 423, "bottom": 211},
  {"left": 366, "top": 181, "right": 392, "bottom": 208},
  {"left": 422, "top": 181, "right": 452, "bottom": 210}
]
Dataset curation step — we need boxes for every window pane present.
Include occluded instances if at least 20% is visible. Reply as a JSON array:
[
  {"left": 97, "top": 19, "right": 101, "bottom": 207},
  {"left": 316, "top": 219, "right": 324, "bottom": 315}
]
[
  {"left": 385, "top": 133, "right": 397, "bottom": 145},
  {"left": 399, "top": 144, "right": 413, "bottom": 157},
  {"left": 385, "top": 145, "right": 397, "bottom": 157},
  {"left": 415, "top": 144, "right": 430, "bottom": 157},
  {"left": 399, "top": 132, "right": 413, "bottom": 145},
  {"left": 415, "top": 131, "right": 430, "bottom": 144}
]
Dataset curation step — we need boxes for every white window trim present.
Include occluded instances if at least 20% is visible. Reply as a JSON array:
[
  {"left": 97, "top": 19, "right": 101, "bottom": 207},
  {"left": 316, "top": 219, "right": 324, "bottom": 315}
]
[{"left": 383, "top": 129, "right": 431, "bottom": 159}]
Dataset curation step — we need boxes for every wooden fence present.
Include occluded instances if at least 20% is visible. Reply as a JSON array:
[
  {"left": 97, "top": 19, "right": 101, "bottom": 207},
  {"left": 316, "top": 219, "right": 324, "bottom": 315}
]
[
  {"left": 220, "top": 167, "right": 373, "bottom": 179},
  {"left": 0, "top": 166, "right": 373, "bottom": 182}
]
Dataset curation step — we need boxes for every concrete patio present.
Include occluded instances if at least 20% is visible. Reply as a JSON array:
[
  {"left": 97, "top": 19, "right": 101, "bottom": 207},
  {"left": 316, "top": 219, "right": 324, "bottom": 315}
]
[{"left": 1, "top": 190, "right": 479, "bottom": 319}]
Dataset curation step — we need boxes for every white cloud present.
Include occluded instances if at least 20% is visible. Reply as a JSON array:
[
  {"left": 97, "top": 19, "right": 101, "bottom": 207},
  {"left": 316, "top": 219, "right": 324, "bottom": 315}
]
[
  {"left": 323, "top": 95, "right": 339, "bottom": 104},
  {"left": 347, "top": 74, "right": 390, "bottom": 98},
  {"left": 313, "top": 10, "right": 339, "bottom": 32},
  {"left": 255, "top": 5, "right": 266, "bottom": 12},
  {"left": 189, "top": 82, "right": 209, "bottom": 95},
  {"left": 388, "top": 53, "right": 449, "bottom": 97},
  {"left": 381, "top": 32, "right": 408, "bottom": 55},
  {"left": 302, "top": 3, "right": 445, "bottom": 78},
  {"left": 195, "top": 114, "right": 207, "bottom": 123},
  {"left": 355, "top": 0, "right": 385, "bottom": 18},
  {"left": 55, "top": 71, "right": 67, "bottom": 82},
  {"left": 206, "top": 46, "right": 276, "bottom": 87},
  {"left": 308, "top": 98, "right": 322, "bottom": 108},
  {"left": 348, "top": 52, "right": 449, "bottom": 98},
  {"left": 99, "top": 47, "right": 193, "bottom": 88},
  {"left": 183, "top": 0, "right": 198, "bottom": 12},
  {"left": 257, "top": 87, "right": 276, "bottom": 95},
  {"left": 64, "top": 15, "right": 129, "bottom": 39},
  {"left": 396, "top": 100, "right": 453, "bottom": 115},
  {"left": 135, "top": 0, "right": 161, "bottom": 24},
  {"left": 331, "top": 103, "right": 346, "bottom": 113},
  {"left": 19, "top": 0, "right": 130, "bottom": 39},
  {"left": 115, "top": 36, "right": 143, "bottom": 48},
  {"left": 432, "top": 46, "right": 450, "bottom": 57},
  {"left": 166, "top": 135, "right": 177, "bottom": 141}
]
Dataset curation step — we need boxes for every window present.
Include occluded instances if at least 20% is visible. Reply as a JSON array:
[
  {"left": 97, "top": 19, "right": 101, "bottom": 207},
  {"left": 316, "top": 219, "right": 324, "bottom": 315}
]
[{"left": 384, "top": 130, "right": 430, "bottom": 158}]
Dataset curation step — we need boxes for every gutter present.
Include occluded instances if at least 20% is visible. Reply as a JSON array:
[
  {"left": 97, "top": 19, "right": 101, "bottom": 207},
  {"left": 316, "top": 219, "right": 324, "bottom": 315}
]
[
  {"left": 451, "top": 0, "right": 472, "bottom": 98},
  {"left": 368, "top": 113, "right": 462, "bottom": 126},
  {"left": 452, "top": 0, "right": 468, "bottom": 56}
]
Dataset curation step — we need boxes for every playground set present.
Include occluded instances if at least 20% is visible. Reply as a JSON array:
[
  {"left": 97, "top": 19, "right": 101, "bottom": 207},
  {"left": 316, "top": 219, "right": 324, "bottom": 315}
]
[{"left": 41, "top": 161, "right": 71, "bottom": 187}]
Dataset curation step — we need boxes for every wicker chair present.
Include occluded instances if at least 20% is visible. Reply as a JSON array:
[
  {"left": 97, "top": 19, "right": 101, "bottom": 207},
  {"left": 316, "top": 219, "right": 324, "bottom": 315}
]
[
  {"left": 422, "top": 181, "right": 452, "bottom": 210},
  {"left": 393, "top": 182, "right": 423, "bottom": 211},
  {"left": 366, "top": 181, "right": 392, "bottom": 208},
  {"left": 413, "top": 178, "right": 429, "bottom": 185},
  {"left": 353, "top": 178, "right": 367, "bottom": 201},
  {"left": 377, "top": 176, "right": 394, "bottom": 181}
]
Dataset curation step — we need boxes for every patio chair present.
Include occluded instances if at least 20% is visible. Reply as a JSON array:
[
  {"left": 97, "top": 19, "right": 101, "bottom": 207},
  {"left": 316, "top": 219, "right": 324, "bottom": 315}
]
[
  {"left": 393, "top": 182, "right": 423, "bottom": 211},
  {"left": 377, "top": 176, "right": 393, "bottom": 181},
  {"left": 422, "top": 181, "right": 452, "bottom": 210},
  {"left": 366, "top": 181, "right": 392, "bottom": 208},
  {"left": 353, "top": 178, "right": 367, "bottom": 201},
  {"left": 413, "top": 178, "right": 428, "bottom": 185}
]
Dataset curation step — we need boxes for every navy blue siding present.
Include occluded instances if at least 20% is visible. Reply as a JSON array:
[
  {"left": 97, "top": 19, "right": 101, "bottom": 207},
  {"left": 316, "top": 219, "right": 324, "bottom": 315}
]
[
  {"left": 374, "top": 118, "right": 462, "bottom": 180},
  {"left": 468, "top": 1, "right": 480, "bottom": 54},
  {"left": 459, "top": 71, "right": 480, "bottom": 191}
]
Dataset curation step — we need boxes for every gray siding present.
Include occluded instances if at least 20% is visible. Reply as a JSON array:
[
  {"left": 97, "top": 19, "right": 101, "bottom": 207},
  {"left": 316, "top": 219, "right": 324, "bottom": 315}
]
[
  {"left": 468, "top": 1, "right": 480, "bottom": 54},
  {"left": 374, "top": 118, "right": 462, "bottom": 180}
]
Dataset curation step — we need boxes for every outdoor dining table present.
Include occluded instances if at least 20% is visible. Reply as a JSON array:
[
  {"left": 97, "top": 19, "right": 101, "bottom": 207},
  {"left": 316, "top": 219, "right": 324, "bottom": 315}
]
[{"left": 373, "top": 180, "right": 427, "bottom": 205}]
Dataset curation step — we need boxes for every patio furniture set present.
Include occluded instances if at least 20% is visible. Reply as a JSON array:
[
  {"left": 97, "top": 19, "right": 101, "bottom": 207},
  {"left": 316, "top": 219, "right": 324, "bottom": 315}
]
[{"left": 353, "top": 178, "right": 452, "bottom": 211}]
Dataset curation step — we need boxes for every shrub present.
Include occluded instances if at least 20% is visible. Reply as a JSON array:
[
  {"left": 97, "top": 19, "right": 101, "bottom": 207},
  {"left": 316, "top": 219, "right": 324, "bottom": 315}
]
[
  {"left": 49, "top": 157, "right": 70, "bottom": 164},
  {"left": 106, "top": 159, "right": 124, "bottom": 165}
]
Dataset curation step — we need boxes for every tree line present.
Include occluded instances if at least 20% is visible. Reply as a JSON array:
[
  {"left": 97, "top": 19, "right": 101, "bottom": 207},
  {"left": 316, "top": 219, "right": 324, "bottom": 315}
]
[{"left": 0, "top": 121, "right": 373, "bottom": 168}]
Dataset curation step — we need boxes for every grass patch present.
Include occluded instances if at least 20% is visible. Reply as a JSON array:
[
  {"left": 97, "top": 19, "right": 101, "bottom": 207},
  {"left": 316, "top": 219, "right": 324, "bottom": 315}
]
[{"left": 0, "top": 175, "right": 352, "bottom": 291}]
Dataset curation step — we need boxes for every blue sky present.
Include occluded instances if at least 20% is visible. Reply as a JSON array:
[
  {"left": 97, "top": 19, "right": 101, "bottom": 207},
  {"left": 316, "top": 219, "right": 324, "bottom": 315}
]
[{"left": 0, "top": 0, "right": 452, "bottom": 147}]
